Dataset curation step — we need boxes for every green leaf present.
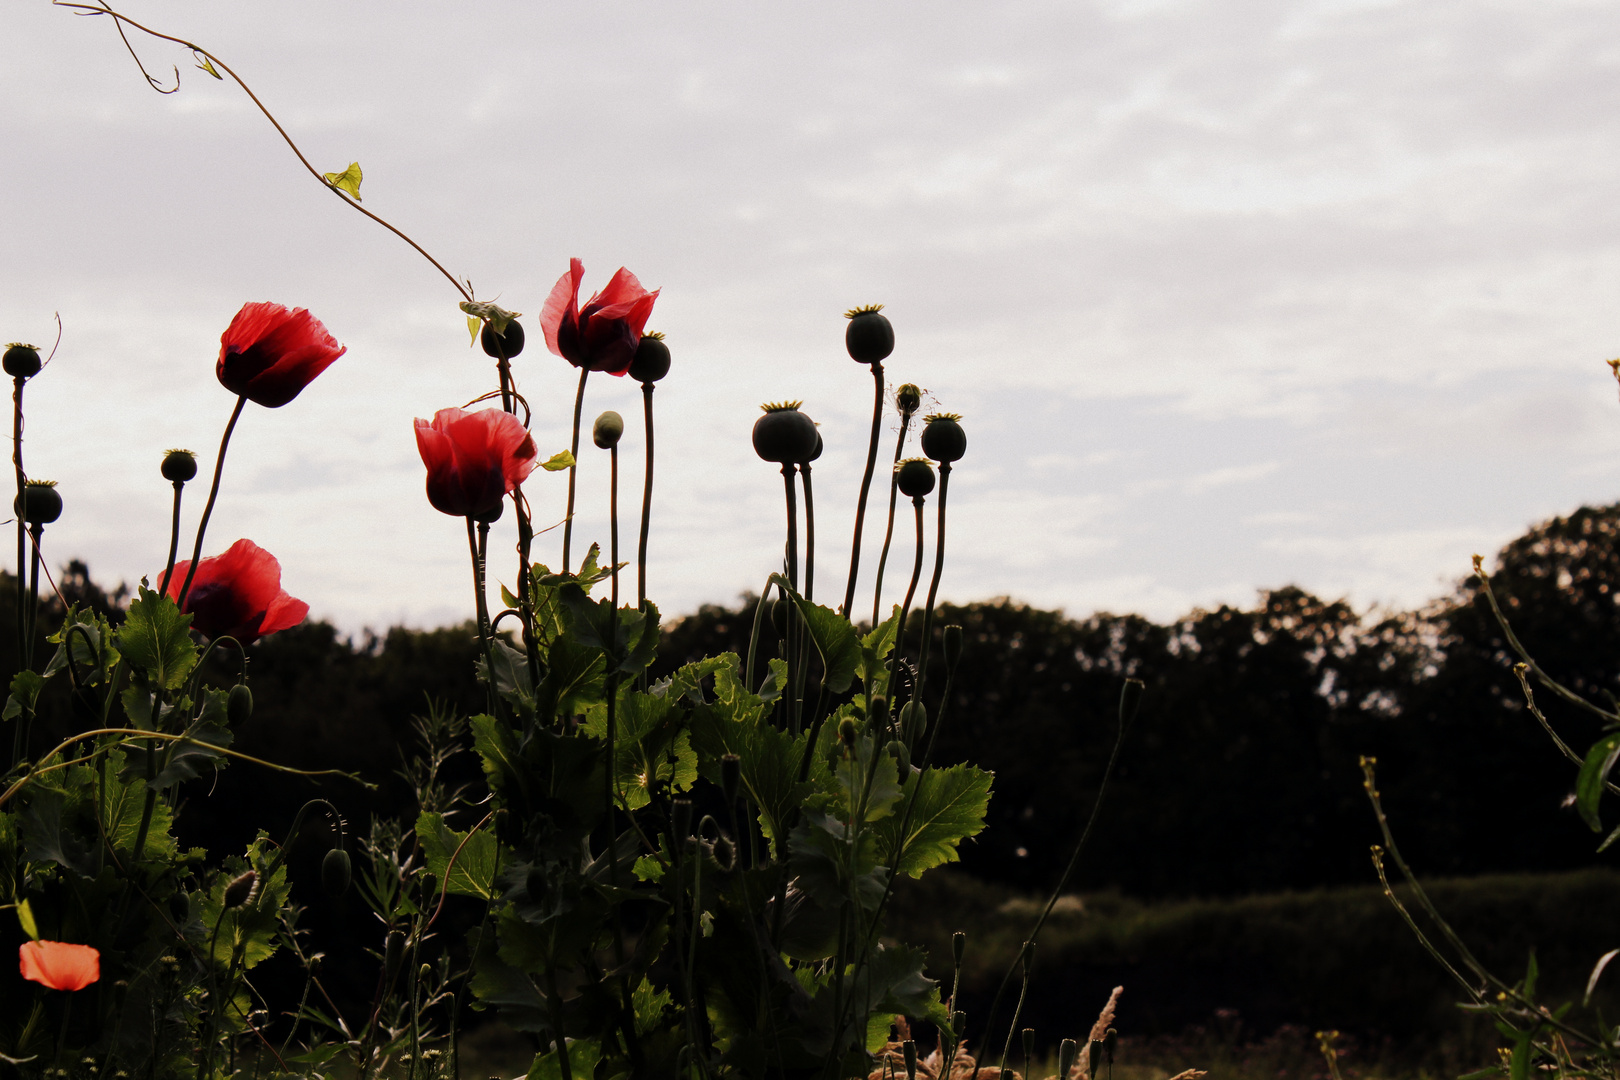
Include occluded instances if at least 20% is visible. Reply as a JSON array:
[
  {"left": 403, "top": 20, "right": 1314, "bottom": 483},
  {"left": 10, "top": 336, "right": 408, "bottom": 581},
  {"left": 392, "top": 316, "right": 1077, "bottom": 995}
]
[
  {"left": 633, "top": 855, "right": 665, "bottom": 883},
  {"left": 858, "top": 606, "right": 902, "bottom": 695},
  {"left": 656, "top": 653, "right": 736, "bottom": 704},
  {"left": 117, "top": 586, "right": 197, "bottom": 690},
  {"left": 1587, "top": 948, "right": 1620, "bottom": 1006},
  {"left": 142, "top": 693, "right": 233, "bottom": 789},
  {"left": 15, "top": 898, "right": 37, "bottom": 940},
  {"left": 323, "top": 160, "right": 363, "bottom": 201},
  {"left": 1523, "top": 948, "right": 1539, "bottom": 999},
  {"left": 1577, "top": 732, "right": 1620, "bottom": 832},
  {"left": 527, "top": 1037, "right": 601, "bottom": 1080},
  {"left": 2, "top": 671, "right": 45, "bottom": 722},
  {"left": 193, "top": 51, "right": 223, "bottom": 79},
  {"left": 196, "top": 835, "right": 291, "bottom": 969},
  {"left": 541, "top": 450, "right": 575, "bottom": 472},
  {"left": 466, "top": 314, "right": 481, "bottom": 347},
  {"left": 773, "top": 575, "right": 860, "bottom": 693},
  {"left": 582, "top": 688, "right": 693, "bottom": 810},
  {"left": 876, "top": 764, "right": 994, "bottom": 878},
  {"left": 416, "top": 811, "right": 500, "bottom": 900}
]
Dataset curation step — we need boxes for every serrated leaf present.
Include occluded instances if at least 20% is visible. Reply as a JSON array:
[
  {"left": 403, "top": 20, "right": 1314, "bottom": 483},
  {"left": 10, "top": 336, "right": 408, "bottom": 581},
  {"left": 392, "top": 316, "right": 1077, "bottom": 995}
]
[
  {"left": 196, "top": 836, "right": 291, "bottom": 969},
  {"left": 877, "top": 764, "right": 994, "bottom": 878},
  {"left": 416, "top": 810, "right": 500, "bottom": 900},
  {"left": 541, "top": 450, "right": 575, "bottom": 472},
  {"left": 3, "top": 671, "right": 45, "bottom": 722},
  {"left": 772, "top": 575, "right": 860, "bottom": 693},
  {"left": 633, "top": 855, "right": 665, "bottom": 883},
  {"left": 527, "top": 1036, "right": 601, "bottom": 1080},
  {"left": 1577, "top": 732, "right": 1620, "bottom": 832},
  {"left": 323, "top": 161, "right": 363, "bottom": 201},
  {"left": 859, "top": 606, "right": 902, "bottom": 694},
  {"left": 117, "top": 586, "right": 196, "bottom": 690}
]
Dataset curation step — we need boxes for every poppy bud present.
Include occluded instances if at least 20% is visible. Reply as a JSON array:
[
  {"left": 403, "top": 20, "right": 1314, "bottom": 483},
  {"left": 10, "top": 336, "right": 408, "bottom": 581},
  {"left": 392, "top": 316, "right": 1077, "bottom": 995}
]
[
  {"left": 712, "top": 834, "right": 736, "bottom": 871},
  {"left": 896, "top": 458, "right": 935, "bottom": 499},
  {"left": 943, "top": 625, "right": 963, "bottom": 670},
  {"left": 480, "top": 318, "right": 525, "bottom": 359},
  {"left": 15, "top": 480, "right": 61, "bottom": 525},
  {"left": 903, "top": 1041, "right": 918, "bottom": 1080},
  {"left": 629, "top": 332, "right": 671, "bottom": 384},
  {"left": 1023, "top": 1029, "right": 1036, "bottom": 1062},
  {"left": 227, "top": 684, "right": 253, "bottom": 726},
  {"left": 899, "top": 700, "right": 927, "bottom": 744},
  {"left": 321, "top": 847, "right": 352, "bottom": 898},
  {"left": 526, "top": 866, "right": 548, "bottom": 903},
  {"left": 921, "top": 413, "right": 967, "bottom": 463},
  {"left": 384, "top": 930, "right": 408, "bottom": 983},
  {"left": 672, "top": 798, "right": 693, "bottom": 839},
  {"left": 951, "top": 1010, "right": 967, "bottom": 1040},
  {"left": 161, "top": 448, "right": 198, "bottom": 483},
  {"left": 1088, "top": 1040, "right": 1104, "bottom": 1079},
  {"left": 838, "top": 716, "right": 858, "bottom": 748},
  {"left": 168, "top": 891, "right": 190, "bottom": 925},
  {"left": 896, "top": 383, "right": 922, "bottom": 417},
  {"left": 885, "top": 739, "right": 910, "bottom": 772},
  {"left": 223, "top": 869, "right": 258, "bottom": 909},
  {"left": 592, "top": 410, "right": 624, "bottom": 450},
  {"left": 868, "top": 695, "right": 889, "bottom": 730},
  {"left": 843, "top": 305, "right": 894, "bottom": 365},
  {"left": 3, "top": 343, "right": 41, "bottom": 379},
  {"left": 1104, "top": 1028, "right": 1117, "bottom": 1064},
  {"left": 1058, "top": 1039, "right": 1079, "bottom": 1080},
  {"left": 752, "top": 402, "right": 819, "bottom": 464},
  {"left": 720, "top": 753, "right": 741, "bottom": 804},
  {"left": 953, "top": 930, "right": 966, "bottom": 968}
]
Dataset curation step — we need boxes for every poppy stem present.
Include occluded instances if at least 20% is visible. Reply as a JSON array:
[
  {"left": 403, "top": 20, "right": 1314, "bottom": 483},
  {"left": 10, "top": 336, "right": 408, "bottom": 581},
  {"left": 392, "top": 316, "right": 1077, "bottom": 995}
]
[
  {"left": 870, "top": 414, "right": 915, "bottom": 627},
  {"left": 513, "top": 489, "right": 543, "bottom": 703},
  {"left": 915, "top": 463, "right": 952, "bottom": 698},
  {"left": 467, "top": 518, "right": 496, "bottom": 715},
  {"left": 637, "top": 381, "right": 655, "bottom": 610},
  {"left": 158, "top": 480, "right": 185, "bottom": 597},
  {"left": 888, "top": 496, "right": 928, "bottom": 706},
  {"left": 178, "top": 395, "right": 248, "bottom": 608},
  {"left": 609, "top": 442, "right": 620, "bottom": 611},
  {"left": 780, "top": 463, "right": 800, "bottom": 732},
  {"left": 801, "top": 462, "right": 816, "bottom": 604},
  {"left": 12, "top": 375, "right": 25, "bottom": 672},
  {"left": 25, "top": 523, "right": 42, "bottom": 670},
  {"left": 780, "top": 464, "right": 799, "bottom": 593},
  {"left": 490, "top": 332, "right": 515, "bottom": 415},
  {"left": 562, "top": 367, "right": 589, "bottom": 575},
  {"left": 841, "top": 362, "right": 885, "bottom": 619}
]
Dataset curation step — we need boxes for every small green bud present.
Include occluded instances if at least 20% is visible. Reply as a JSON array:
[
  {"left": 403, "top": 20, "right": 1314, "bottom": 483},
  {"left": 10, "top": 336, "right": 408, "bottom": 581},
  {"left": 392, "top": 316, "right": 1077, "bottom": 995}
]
[
  {"left": 885, "top": 738, "right": 910, "bottom": 772},
  {"left": 896, "top": 383, "right": 922, "bottom": 417},
  {"left": 227, "top": 684, "right": 253, "bottom": 726},
  {"left": 161, "top": 448, "right": 198, "bottom": 483},
  {"left": 951, "top": 1009, "right": 967, "bottom": 1041},
  {"left": 712, "top": 833, "right": 737, "bottom": 871},
  {"left": 592, "top": 410, "right": 624, "bottom": 449},
  {"left": 1104, "top": 1028, "right": 1117, "bottom": 1064},
  {"left": 223, "top": 869, "right": 257, "bottom": 909},
  {"left": 899, "top": 700, "right": 927, "bottom": 745},
  {"left": 720, "top": 753, "right": 741, "bottom": 804},
  {"left": 943, "top": 624, "right": 963, "bottom": 669},
  {"left": 3, "top": 343, "right": 41, "bottom": 379},
  {"left": 321, "top": 847, "right": 352, "bottom": 898},
  {"left": 168, "top": 891, "right": 190, "bottom": 926},
  {"left": 1120, "top": 678, "right": 1144, "bottom": 729},
  {"left": 838, "top": 716, "right": 858, "bottom": 748}
]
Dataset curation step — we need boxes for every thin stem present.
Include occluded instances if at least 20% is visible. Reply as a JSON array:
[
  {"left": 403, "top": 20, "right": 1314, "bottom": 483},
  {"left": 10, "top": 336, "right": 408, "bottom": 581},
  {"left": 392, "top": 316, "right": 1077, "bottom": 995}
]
[
  {"left": 563, "top": 367, "right": 589, "bottom": 574},
  {"left": 842, "top": 362, "right": 885, "bottom": 618},
  {"left": 178, "top": 395, "right": 248, "bottom": 607},
  {"left": 25, "top": 524, "right": 42, "bottom": 669},
  {"left": 887, "top": 498, "right": 928, "bottom": 701},
  {"left": 467, "top": 518, "right": 496, "bottom": 715},
  {"left": 610, "top": 444, "right": 620, "bottom": 611},
  {"left": 996, "top": 948, "right": 1033, "bottom": 1080},
  {"left": 638, "top": 382, "right": 655, "bottom": 610},
  {"left": 802, "top": 464, "right": 817, "bottom": 604},
  {"left": 780, "top": 465, "right": 799, "bottom": 591},
  {"left": 158, "top": 480, "right": 185, "bottom": 596},
  {"left": 12, "top": 376, "right": 25, "bottom": 673},
  {"left": 871, "top": 417, "right": 913, "bottom": 627},
  {"left": 915, "top": 463, "right": 951, "bottom": 697}
]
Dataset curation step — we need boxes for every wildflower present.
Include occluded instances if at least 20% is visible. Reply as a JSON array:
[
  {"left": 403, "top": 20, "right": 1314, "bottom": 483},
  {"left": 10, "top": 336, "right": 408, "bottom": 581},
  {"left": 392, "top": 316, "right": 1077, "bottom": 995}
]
[
  {"left": 413, "top": 407, "right": 538, "bottom": 519},
  {"left": 540, "top": 259, "right": 660, "bottom": 375},
  {"left": 18, "top": 940, "right": 100, "bottom": 991},
  {"left": 216, "top": 301, "right": 346, "bottom": 408},
  {"left": 163, "top": 538, "right": 308, "bottom": 643}
]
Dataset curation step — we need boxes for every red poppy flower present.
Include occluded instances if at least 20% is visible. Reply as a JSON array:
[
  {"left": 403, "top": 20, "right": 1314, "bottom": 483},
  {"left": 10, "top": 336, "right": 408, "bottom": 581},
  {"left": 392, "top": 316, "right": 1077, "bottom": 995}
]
[
  {"left": 216, "top": 302, "right": 346, "bottom": 408},
  {"left": 19, "top": 940, "right": 100, "bottom": 992},
  {"left": 163, "top": 539, "right": 309, "bottom": 643},
  {"left": 539, "top": 259, "right": 660, "bottom": 375},
  {"left": 414, "top": 407, "right": 539, "bottom": 518}
]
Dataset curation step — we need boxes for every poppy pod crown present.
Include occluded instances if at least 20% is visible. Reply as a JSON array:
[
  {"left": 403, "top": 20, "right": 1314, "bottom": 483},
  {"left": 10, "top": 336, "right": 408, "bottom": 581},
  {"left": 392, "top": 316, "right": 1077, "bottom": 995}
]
[{"left": 540, "top": 258, "right": 661, "bottom": 375}]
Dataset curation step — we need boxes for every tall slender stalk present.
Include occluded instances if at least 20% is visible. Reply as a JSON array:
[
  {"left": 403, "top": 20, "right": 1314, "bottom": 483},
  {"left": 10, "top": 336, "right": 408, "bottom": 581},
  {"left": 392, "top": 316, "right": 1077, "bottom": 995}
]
[
  {"left": 842, "top": 363, "right": 885, "bottom": 617},
  {"left": 467, "top": 518, "right": 496, "bottom": 715},
  {"left": 25, "top": 524, "right": 42, "bottom": 670},
  {"left": 780, "top": 464, "right": 801, "bottom": 732},
  {"left": 12, "top": 376, "right": 25, "bottom": 671},
  {"left": 177, "top": 395, "right": 248, "bottom": 607},
  {"left": 638, "top": 381, "right": 655, "bottom": 610},
  {"left": 158, "top": 480, "right": 186, "bottom": 596},
  {"left": 888, "top": 497, "right": 928, "bottom": 698},
  {"left": 562, "top": 367, "right": 589, "bottom": 574},
  {"left": 914, "top": 463, "right": 951, "bottom": 696},
  {"left": 871, "top": 414, "right": 915, "bottom": 627},
  {"left": 801, "top": 461, "right": 817, "bottom": 604},
  {"left": 610, "top": 442, "right": 620, "bottom": 611}
]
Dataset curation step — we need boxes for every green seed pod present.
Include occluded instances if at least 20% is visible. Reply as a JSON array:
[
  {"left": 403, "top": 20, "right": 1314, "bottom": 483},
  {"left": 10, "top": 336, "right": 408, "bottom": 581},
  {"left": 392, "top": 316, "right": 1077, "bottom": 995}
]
[
  {"left": 885, "top": 738, "right": 910, "bottom": 772},
  {"left": 384, "top": 930, "right": 408, "bottom": 983},
  {"left": 161, "top": 448, "right": 198, "bottom": 483},
  {"left": 953, "top": 931, "right": 966, "bottom": 969},
  {"left": 843, "top": 305, "right": 894, "bottom": 365},
  {"left": 921, "top": 413, "right": 966, "bottom": 463},
  {"left": 672, "top": 798, "right": 693, "bottom": 839},
  {"left": 227, "top": 684, "right": 253, "bottom": 726},
  {"left": 896, "top": 383, "right": 922, "bottom": 417},
  {"left": 525, "top": 866, "right": 548, "bottom": 903},
  {"left": 951, "top": 1009, "right": 967, "bottom": 1041},
  {"left": 1023, "top": 1029, "right": 1036, "bottom": 1063},
  {"left": 720, "top": 752, "right": 741, "bottom": 804},
  {"left": 629, "top": 332, "right": 671, "bottom": 383},
  {"left": 1058, "top": 1039, "right": 1079, "bottom": 1080},
  {"left": 14, "top": 480, "right": 61, "bottom": 525},
  {"left": 896, "top": 458, "right": 935, "bottom": 499},
  {"left": 903, "top": 1041, "right": 918, "bottom": 1080},
  {"left": 2, "top": 343, "right": 41, "bottom": 379},
  {"left": 837, "top": 716, "right": 858, "bottom": 748},
  {"left": 223, "top": 869, "right": 258, "bottom": 909},
  {"left": 1104, "top": 1028, "right": 1117, "bottom": 1065},
  {"left": 592, "top": 410, "right": 624, "bottom": 450},
  {"left": 899, "top": 700, "right": 927, "bottom": 744},
  {"left": 321, "top": 847, "right": 352, "bottom": 898},
  {"left": 481, "top": 318, "right": 525, "bottom": 359},
  {"left": 1087, "top": 1040, "right": 1104, "bottom": 1080},
  {"left": 752, "top": 402, "right": 819, "bottom": 464},
  {"left": 943, "top": 625, "right": 963, "bottom": 669},
  {"left": 868, "top": 695, "right": 889, "bottom": 730}
]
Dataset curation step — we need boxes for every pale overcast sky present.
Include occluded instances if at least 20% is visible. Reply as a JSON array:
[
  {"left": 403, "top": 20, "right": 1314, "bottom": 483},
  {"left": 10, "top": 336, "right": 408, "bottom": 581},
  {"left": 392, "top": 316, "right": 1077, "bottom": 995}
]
[{"left": 3, "top": 0, "right": 1620, "bottom": 632}]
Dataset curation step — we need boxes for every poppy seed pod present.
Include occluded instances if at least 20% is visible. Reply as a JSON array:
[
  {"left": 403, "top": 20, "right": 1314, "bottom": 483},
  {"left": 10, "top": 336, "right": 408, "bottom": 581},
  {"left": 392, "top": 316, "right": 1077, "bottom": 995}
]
[
  {"left": 480, "top": 318, "right": 525, "bottom": 359},
  {"left": 885, "top": 738, "right": 910, "bottom": 772},
  {"left": 384, "top": 930, "right": 408, "bottom": 983},
  {"left": 899, "top": 700, "right": 927, "bottom": 744},
  {"left": 161, "top": 448, "right": 198, "bottom": 483},
  {"left": 3, "top": 343, "right": 41, "bottom": 379},
  {"left": 896, "top": 458, "right": 935, "bottom": 499},
  {"left": 1120, "top": 677, "right": 1145, "bottom": 728},
  {"left": 321, "top": 847, "right": 352, "bottom": 898},
  {"left": 896, "top": 383, "right": 922, "bottom": 417},
  {"left": 903, "top": 1041, "right": 919, "bottom": 1080},
  {"left": 1058, "top": 1040, "right": 1078, "bottom": 1080},
  {"left": 844, "top": 305, "right": 894, "bottom": 365},
  {"left": 15, "top": 481, "right": 61, "bottom": 525},
  {"left": 943, "top": 625, "right": 963, "bottom": 669},
  {"left": 1023, "top": 1029, "right": 1036, "bottom": 1063},
  {"left": 1088, "top": 1040, "right": 1104, "bottom": 1080},
  {"left": 628, "top": 332, "right": 671, "bottom": 383},
  {"left": 951, "top": 1010, "right": 967, "bottom": 1040},
  {"left": 720, "top": 753, "right": 741, "bottom": 804},
  {"left": 672, "top": 798, "right": 693, "bottom": 839},
  {"left": 952, "top": 931, "right": 966, "bottom": 968},
  {"left": 921, "top": 413, "right": 967, "bottom": 463},
  {"left": 752, "top": 402, "right": 819, "bottom": 465},
  {"left": 592, "top": 411, "right": 624, "bottom": 450},
  {"left": 223, "top": 869, "right": 258, "bottom": 909},
  {"left": 227, "top": 684, "right": 253, "bottom": 726}
]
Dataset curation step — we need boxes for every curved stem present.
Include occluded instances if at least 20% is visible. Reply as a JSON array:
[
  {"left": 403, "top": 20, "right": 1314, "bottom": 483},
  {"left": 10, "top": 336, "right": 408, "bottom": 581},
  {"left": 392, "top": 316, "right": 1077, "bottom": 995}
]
[
  {"left": 915, "top": 463, "right": 951, "bottom": 697},
  {"left": 159, "top": 482, "right": 186, "bottom": 595},
  {"left": 13, "top": 376, "right": 25, "bottom": 673},
  {"left": 177, "top": 395, "right": 247, "bottom": 607},
  {"left": 562, "top": 367, "right": 589, "bottom": 574},
  {"left": 870, "top": 418, "right": 912, "bottom": 627},
  {"left": 637, "top": 383, "right": 655, "bottom": 610},
  {"left": 842, "top": 362, "right": 885, "bottom": 618}
]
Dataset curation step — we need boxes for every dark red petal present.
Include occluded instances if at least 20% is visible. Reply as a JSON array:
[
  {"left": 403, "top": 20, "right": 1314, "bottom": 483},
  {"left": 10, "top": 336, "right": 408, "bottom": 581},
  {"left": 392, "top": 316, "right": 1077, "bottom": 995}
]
[{"left": 540, "top": 259, "right": 584, "bottom": 361}]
